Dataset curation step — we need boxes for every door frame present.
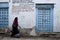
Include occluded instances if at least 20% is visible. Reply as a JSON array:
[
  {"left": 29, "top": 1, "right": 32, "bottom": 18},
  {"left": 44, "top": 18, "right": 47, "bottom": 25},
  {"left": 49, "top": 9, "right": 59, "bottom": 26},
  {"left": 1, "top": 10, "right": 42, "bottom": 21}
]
[{"left": 35, "top": 4, "right": 54, "bottom": 32}]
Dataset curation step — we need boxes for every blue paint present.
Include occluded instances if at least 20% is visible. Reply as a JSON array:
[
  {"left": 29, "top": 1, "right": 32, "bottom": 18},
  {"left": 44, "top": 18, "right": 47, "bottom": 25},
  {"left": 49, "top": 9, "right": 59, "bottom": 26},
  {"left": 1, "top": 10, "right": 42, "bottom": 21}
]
[
  {"left": 0, "top": 2, "right": 9, "bottom": 29},
  {"left": 36, "top": 4, "right": 54, "bottom": 32},
  {"left": 0, "top": 2, "right": 9, "bottom": 8}
]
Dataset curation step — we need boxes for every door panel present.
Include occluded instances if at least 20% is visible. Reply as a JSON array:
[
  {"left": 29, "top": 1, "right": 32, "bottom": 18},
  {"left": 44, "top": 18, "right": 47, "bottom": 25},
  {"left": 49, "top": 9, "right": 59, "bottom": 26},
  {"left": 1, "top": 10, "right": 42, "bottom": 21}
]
[
  {"left": 36, "top": 5, "right": 53, "bottom": 32},
  {"left": 0, "top": 8, "right": 8, "bottom": 29}
]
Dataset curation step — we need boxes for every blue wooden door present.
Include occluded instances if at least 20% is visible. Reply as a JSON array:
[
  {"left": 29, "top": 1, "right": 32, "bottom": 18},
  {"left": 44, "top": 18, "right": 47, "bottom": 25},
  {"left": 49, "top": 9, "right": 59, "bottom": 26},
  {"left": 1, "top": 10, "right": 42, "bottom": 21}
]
[
  {"left": 36, "top": 4, "right": 54, "bottom": 32},
  {"left": 0, "top": 3, "right": 9, "bottom": 29},
  {"left": 0, "top": 8, "right": 9, "bottom": 29}
]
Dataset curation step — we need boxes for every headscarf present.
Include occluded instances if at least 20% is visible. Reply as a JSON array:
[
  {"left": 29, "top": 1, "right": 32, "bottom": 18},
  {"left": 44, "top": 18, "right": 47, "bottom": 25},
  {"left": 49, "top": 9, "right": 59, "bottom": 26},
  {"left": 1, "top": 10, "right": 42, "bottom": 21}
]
[{"left": 12, "top": 17, "right": 18, "bottom": 27}]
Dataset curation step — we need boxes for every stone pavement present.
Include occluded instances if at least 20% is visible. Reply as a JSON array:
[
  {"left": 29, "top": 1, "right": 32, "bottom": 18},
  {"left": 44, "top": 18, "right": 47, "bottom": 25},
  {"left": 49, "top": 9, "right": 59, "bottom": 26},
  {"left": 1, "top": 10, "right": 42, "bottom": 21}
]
[
  {"left": 0, "top": 36, "right": 60, "bottom": 40},
  {"left": 0, "top": 33, "right": 60, "bottom": 40}
]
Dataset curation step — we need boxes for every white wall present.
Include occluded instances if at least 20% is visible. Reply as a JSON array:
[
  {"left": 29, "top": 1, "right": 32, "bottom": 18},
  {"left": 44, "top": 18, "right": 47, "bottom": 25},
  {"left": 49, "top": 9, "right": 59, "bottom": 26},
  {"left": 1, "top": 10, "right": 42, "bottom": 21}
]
[
  {"left": 33, "top": 0, "right": 56, "bottom": 3},
  {"left": 33, "top": 0, "right": 60, "bottom": 32},
  {"left": 3, "top": 0, "right": 60, "bottom": 32},
  {"left": 54, "top": 0, "right": 60, "bottom": 32},
  {"left": 0, "top": 0, "right": 9, "bottom": 2},
  {"left": 9, "top": 0, "right": 60, "bottom": 32},
  {"left": 18, "top": 12, "right": 35, "bottom": 28},
  {"left": 9, "top": 0, "right": 36, "bottom": 28}
]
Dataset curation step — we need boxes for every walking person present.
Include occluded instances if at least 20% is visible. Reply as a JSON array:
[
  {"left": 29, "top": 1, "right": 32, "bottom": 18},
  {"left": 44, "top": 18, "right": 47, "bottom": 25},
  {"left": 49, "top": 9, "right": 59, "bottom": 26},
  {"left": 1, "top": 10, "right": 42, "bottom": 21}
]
[{"left": 11, "top": 17, "right": 19, "bottom": 37}]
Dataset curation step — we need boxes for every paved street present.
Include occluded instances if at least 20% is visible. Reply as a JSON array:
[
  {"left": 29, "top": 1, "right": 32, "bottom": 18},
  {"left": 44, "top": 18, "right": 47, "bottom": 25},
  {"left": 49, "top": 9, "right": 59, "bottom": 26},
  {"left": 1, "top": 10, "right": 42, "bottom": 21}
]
[
  {"left": 0, "top": 33, "right": 60, "bottom": 40},
  {"left": 0, "top": 36, "right": 60, "bottom": 40}
]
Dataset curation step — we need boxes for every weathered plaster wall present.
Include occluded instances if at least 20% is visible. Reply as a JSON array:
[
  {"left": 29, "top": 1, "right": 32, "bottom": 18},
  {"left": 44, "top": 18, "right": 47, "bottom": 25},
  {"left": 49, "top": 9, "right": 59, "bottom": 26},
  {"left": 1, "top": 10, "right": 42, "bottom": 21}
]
[
  {"left": 9, "top": 0, "right": 35, "bottom": 28},
  {"left": 9, "top": 0, "right": 60, "bottom": 32},
  {"left": 0, "top": 0, "right": 60, "bottom": 32},
  {"left": 0, "top": 0, "right": 9, "bottom": 2}
]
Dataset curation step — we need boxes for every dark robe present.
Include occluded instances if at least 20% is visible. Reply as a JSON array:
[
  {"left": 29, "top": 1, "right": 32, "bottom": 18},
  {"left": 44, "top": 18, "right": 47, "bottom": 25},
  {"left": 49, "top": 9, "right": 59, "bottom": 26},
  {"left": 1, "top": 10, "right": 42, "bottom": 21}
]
[{"left": 11, "top": 17, "right": 19, "bottom": 37}]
